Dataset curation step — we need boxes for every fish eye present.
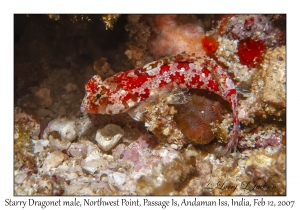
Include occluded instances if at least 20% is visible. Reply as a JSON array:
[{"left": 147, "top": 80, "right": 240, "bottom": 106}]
[{"left": 96, "top": 93, "right": 101, "bottom": 99}]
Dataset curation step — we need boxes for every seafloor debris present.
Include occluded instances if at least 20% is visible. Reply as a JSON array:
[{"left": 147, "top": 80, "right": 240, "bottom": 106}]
[{"left": 14, "top": 14, "right": 286, "bottom": 196}]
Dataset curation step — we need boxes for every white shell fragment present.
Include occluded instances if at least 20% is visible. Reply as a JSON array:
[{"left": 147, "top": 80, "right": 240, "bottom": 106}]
[
  {"left": 81, "top": 158, "right": 107, "bottom": 175},
  {"left": 112, "top": 172, "right": 126, "bottom": 186},
  {"left": 43, "top": 118, "right": 78, "bottom": 142},
  {"left": 15, "top": 171, "right": 28, "bottom": 184},
  {"left": 32, "top": 139, "right": 49, "bottom": 153},
  {"left": 42, "top": 150, "right": 65, "bottom": 173},
  {"left": 95, "top": 124, "right": 124, "bottom": 151},
  {"left": 81, "top": 148, "right": 107, "bottom": 175}
]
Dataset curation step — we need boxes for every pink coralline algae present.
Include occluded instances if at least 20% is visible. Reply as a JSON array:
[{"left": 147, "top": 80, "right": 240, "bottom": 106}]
[
  {"left": 81, "top": 52, "right": 239, "bottom": 153},
  {"left": 117, "top": 135, "right": 158, "bottom": 171},
  {"left": 255, "top": 136, "right": 281, "bottom": 148}
]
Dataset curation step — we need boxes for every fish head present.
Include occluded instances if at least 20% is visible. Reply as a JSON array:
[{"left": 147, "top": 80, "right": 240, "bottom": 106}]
[{"left": 81, "top": 75, "right": 111, "bottom": 114}]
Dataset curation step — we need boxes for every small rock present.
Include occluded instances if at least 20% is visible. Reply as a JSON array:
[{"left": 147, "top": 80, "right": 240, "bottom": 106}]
[
  {"left": 67, "top": 142, "right": 87, "bottom": 159},
  {"left": 81, "top": 159, "right": 107, "bottom": 175},
  {"left": 15, "top": 171, "right": 28, "bottom": 184},
  {"left": 43, "top": 118, "right": 78, "bottom": 142},
  {"left": 81, "top": 153, "right": 107, "bottom": 175},
  {"left": 80, "top": 145, "right": 108, "bottom": 175},
  {"left": 42, "top": 151, "right": 65, "bottom": 173},
  {"left": 61, "top": 121, "right": 77, "bottom": 141},
  {"left": 49, "top": 138, "right": 71, "bottom": 151},
  {"left": 95, "top": 124, "right": 124, "bottom": 151},
  {"left": 112, "top": 172, "right": 126, "bottom": 186}
]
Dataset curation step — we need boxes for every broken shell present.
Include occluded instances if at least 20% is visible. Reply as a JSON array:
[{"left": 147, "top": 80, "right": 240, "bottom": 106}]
[
  {"left": 43, "top": 118, "right": 78, "bottom": 142},
  {"left": 95, "top": 124, "right": 124, "bottom": 151}
]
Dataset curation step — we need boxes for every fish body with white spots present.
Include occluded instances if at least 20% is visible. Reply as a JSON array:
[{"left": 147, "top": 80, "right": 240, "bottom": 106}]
[{"left": 81, "top": 52, "right": 239, "bottom": 153}]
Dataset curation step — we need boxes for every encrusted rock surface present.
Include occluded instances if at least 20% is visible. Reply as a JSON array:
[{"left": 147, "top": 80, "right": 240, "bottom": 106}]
[
  {"left": 238, "top": 46, "right": 286, "bottom": 125},
  {"left": 215, "top": 37, "right": 254, "bottom": 83}
]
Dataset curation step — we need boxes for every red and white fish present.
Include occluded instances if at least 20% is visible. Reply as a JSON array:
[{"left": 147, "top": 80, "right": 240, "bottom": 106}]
[{"left": 81, "top": 52, "right": 239, "bottom": 153}]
